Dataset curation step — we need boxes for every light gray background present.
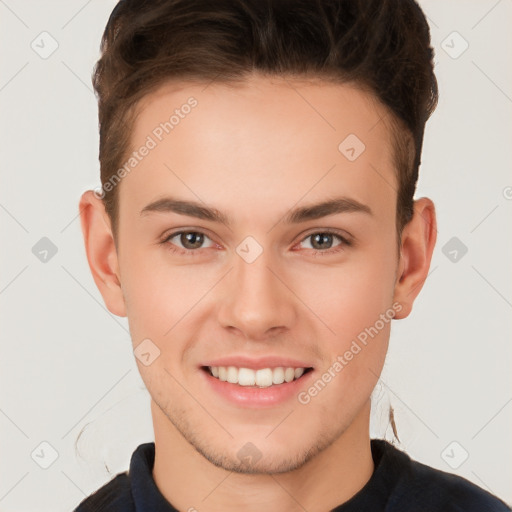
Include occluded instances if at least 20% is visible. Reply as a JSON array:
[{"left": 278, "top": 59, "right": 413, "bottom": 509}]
[{"left": 1, "top": 1, "right": 511, "bottom": 510}]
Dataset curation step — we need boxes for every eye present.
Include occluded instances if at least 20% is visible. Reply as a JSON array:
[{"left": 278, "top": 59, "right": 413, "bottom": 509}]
[
  {"left": 160, "top": 229, "right": 352, "bottom": 257},
  {"left": 161, "top": 230, "right": 216, "bottom": 254},
  {"left": 297, "top": 231, "right": 351, "bottom": 254}
]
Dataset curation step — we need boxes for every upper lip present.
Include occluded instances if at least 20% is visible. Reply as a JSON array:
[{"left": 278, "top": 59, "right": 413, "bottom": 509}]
[{"left": 201, "top": 355, "right": 314, "bottom": 370}]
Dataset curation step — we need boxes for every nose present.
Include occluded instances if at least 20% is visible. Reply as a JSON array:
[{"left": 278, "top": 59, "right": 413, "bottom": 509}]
[{"left": 217, "top": 248, "right": 297, "bottom": 341}]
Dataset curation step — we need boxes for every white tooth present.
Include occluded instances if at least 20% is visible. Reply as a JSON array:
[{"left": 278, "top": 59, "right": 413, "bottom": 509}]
[
  {"left": 212, "top": 366, "right": 304, "bottom": 386},
  {"left": 284, "top": 367, "right": 295, "bottom": 383},
  {"left": 238, "top": 367, "right": 256, "bottom": 386},
  {"left": 226, "top": 366, "right": 238, "bottom": 383},
  {"left": 294, "top": 368, "right": 305, "bottom": 379},
  {"left": 255, "top": 368, "right": 273, "bottom": 387},
  {"left": 272, "top": 367, "right": 285, "bottom": 384}
]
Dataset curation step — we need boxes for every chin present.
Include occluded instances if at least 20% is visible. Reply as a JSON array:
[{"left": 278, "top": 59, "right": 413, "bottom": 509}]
[
  {"left": 194, "top": 441, "right": 321, "bottom": 475},
  {"left": 184, "top": 423, "right": 341, "bottom": 475}
]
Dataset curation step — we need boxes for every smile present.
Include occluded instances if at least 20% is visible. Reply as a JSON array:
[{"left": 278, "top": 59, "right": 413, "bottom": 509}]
[{"left": 205, "top": 366, "right": 313, "bottom": 388}]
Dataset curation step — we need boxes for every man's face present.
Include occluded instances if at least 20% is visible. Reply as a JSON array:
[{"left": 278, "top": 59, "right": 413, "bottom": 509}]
[{"left": 115, "top": 75, "right": 401, "bottom": 473}]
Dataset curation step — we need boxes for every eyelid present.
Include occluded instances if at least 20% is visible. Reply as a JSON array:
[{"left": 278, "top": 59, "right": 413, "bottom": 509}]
[
  {"left": 160, "top": 229, "right": 218, "bottom": 249},
  {"left": 160, "top": 226, "right": 216, "bottom": 242},
  {"left": 160, "top": 227, "right": 352, "bottom": 243},
  {"left": 297, "top": 227, "right": 353, "bottom": 246}
]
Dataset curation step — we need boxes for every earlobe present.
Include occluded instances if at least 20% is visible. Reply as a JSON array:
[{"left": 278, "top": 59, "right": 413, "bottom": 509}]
[
  {"left": 393, "top": 198, "right": 437, "bottom": 319},
  {"left": 79, "top": 190, "right": 127, "bottom": 317}
]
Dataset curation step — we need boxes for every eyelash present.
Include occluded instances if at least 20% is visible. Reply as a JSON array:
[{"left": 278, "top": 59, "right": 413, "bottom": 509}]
[{"left": 159, "top": 229, "right": 352, "bottom": 257}]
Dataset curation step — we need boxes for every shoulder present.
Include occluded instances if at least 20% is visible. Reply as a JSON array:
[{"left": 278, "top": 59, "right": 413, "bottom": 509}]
[
  {"left": 73, "top": 471, "right": 134, "bottom": 512},
  {"left": 72, "top": 442, "right": 157, "bottom": 512},
  {"left": 381, "top": 441, "right": 511, "bottom": 512}
]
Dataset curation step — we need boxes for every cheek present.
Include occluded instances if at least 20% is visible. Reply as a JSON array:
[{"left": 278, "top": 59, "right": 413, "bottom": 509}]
[
  {"left": 121, "top": 256, "right": 203, "bottom": 392},
  {"left": 120, "top": 248, "right": 220, "bottom": 354},
  {"left": 293, "top": 245, "right": 397, "bottom": 343}
]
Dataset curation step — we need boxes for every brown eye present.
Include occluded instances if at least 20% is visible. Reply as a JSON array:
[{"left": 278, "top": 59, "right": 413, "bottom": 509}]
[
  {"left": 163, "top": 231, "right": 215, "bottom": 253},
  {"left": 310, "top": 233, "right": 336, "bottom": 250},
  {"left": 179, "top": 232, "right": 204, "bottom": 249},
  {"left": 298, "top": 231, "right": 351, "bottom": 254}
]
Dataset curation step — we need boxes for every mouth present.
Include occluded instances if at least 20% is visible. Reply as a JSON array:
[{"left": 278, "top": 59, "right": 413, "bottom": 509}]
[{"left": 201, "top": 365, "right": 314, "bottom": 388}]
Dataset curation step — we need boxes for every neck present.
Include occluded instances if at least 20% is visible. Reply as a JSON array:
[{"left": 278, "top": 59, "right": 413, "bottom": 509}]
[{"left": 151, "top": 400, "right": 374, "bottom": 512}]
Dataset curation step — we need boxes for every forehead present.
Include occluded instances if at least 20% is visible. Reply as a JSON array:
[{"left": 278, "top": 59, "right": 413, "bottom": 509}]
[{"left": 120, "top": 75, "right": 397, "bottom": 224}]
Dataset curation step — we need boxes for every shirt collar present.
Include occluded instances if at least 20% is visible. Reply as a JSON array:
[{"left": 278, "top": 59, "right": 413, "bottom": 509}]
[{"left": 130, "top": 442, "right": 179, "bottom": 511}]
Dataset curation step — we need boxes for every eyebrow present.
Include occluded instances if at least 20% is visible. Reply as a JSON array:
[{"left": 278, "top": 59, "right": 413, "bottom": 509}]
[{"left": 140, "top": 196, "right": 373, "bottom": 226}]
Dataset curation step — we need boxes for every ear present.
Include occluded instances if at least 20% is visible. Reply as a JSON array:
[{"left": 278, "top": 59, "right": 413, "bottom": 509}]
[
  {"left": 79, "top": 190, "right": 127, "bottom": 317},
  {"left": 393, "top": 197, "right": 437, "bottom": 319}
]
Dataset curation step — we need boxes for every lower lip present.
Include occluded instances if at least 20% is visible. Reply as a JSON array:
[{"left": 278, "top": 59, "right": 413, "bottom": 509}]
[{"left": 200, "top": 368, "right": 314, "bottom": 408}]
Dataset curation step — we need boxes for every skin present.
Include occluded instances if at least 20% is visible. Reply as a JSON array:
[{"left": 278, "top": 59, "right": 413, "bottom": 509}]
[{"left": 79, "top": 74, "right": 436, "bottom": 512}]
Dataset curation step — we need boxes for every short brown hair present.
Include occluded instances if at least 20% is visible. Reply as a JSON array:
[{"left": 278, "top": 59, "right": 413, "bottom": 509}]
[{"left": 93, "top": 0, "right": 438, "bottom": 245}]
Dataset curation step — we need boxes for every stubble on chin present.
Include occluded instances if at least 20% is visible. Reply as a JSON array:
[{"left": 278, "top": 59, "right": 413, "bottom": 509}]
[{"left": 153, "top": 395, "right": 352, "bottom": 475}]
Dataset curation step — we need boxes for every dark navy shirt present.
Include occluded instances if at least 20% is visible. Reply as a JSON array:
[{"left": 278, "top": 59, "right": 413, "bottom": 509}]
[{"left": 73, "top": 439, "right": 511, "bottom": 511}]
